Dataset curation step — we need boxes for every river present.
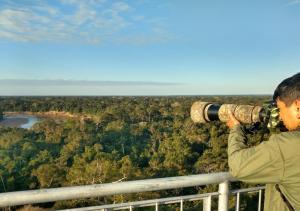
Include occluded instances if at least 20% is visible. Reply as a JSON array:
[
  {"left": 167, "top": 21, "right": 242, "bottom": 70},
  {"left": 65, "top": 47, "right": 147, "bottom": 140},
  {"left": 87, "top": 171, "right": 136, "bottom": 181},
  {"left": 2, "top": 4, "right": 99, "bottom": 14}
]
[{"left": 0, "top": 114, "right": 40, "bottom": 129}]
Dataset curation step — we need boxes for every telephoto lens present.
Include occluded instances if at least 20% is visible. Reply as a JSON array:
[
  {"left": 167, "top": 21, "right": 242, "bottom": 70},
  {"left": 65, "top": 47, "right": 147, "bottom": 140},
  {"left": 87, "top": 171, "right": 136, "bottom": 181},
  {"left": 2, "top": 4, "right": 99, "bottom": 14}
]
[{"left": 190, "top": 101, "right": 264, "bottom": 124}]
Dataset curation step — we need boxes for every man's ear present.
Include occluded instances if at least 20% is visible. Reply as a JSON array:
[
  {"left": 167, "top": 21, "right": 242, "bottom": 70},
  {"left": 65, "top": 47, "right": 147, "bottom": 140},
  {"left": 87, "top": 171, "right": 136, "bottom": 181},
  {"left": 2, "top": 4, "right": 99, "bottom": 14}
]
[
  {"left": 295, "top": 99, "right": 300, "bottom": 109},
  {"left": 295, "top": 100, "right": 300, "bottom": 119}
]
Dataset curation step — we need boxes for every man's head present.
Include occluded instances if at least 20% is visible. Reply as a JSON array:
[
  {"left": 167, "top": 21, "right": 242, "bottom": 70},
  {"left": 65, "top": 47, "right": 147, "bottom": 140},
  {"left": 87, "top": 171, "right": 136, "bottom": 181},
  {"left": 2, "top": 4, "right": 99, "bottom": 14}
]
[{"left": 273, "top": 73, "right": 300, "bottom": 131}]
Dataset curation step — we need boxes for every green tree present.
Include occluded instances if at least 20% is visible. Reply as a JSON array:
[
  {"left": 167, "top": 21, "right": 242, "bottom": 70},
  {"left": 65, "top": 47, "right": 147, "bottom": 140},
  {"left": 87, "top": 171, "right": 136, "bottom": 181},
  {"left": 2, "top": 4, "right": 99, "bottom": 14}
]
[{"left": 32, "top": 164, "right": 64, "bottom": 188}]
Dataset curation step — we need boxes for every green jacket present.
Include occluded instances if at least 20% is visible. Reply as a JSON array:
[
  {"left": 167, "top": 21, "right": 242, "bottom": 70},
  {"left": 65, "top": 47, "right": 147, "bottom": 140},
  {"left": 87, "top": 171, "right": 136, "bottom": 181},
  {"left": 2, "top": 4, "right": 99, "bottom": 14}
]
[{"left": 228, "top": 125, "right": 300, "bottom": 211}]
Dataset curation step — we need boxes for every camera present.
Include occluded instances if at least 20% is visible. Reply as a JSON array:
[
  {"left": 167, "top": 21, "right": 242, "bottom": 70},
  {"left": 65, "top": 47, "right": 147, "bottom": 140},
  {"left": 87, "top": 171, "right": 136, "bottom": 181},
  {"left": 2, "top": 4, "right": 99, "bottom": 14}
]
[{"left": 190, "top": 101, "right": 281, "bottom": 130}]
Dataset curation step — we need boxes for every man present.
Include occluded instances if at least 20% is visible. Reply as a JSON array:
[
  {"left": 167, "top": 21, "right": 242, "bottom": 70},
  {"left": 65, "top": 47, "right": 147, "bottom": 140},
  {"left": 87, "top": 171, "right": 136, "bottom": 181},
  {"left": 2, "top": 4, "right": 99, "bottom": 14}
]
[{"left": 227, "top": 73, "right": 300, "bottom": 211}]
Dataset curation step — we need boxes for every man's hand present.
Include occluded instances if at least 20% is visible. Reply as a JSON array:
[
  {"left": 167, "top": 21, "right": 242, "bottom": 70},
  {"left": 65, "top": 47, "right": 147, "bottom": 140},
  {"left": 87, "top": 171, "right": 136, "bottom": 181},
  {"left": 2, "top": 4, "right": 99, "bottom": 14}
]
[{"left": 226, "top": 111, "right": 241, "bottom": 129}]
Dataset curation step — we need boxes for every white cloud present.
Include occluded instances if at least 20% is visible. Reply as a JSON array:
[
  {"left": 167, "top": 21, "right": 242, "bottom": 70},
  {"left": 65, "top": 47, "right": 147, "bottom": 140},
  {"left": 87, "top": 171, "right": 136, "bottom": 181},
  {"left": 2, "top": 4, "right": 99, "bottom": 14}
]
[
  {"left": 112, "top": 2, "right": 131, "bottom": 12},
  {"left": 60, "top": 0, "right": 106, "bottom": 6},
  {"left": 0, "top": 1, "right": 173, "bottom": 45},
  {"left": 0, "top": 8, "right": 53, "bottom": 41},
  {"left": 131, "top": 15, "right": 145, "bottom": 21},
  {"left": 286, "top": 0, "right": 300, "bottom": 6},
  {"left": 73, "top": 5, "right": 97, "bottom": 25},
  {"left": 0, "top": 30, "right": 29, "bottom": 42},
  {"left": 33, "top": 5, "right": 59, "bottom": 16}
]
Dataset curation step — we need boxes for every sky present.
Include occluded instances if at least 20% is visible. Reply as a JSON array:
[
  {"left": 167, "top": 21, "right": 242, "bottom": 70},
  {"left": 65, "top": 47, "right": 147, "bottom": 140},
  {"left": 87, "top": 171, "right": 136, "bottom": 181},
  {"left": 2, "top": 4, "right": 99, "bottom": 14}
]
[{"left": 0, "top": 0, "right": 300, "bottom": 96}]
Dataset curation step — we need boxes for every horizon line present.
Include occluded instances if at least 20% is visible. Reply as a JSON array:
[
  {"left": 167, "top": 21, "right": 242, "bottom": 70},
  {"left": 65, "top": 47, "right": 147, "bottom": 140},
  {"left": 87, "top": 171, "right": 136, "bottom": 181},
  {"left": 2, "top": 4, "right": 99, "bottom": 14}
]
[{"left": 0, "top": 94, "right": 273, "bottom": 97}]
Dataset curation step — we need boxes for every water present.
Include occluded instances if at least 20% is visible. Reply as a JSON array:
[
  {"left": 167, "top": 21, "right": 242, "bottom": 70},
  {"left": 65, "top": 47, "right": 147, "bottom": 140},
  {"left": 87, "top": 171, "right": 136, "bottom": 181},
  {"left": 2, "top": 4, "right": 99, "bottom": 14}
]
[
  {"left": 1, "top": 115, "right": 40, "bottom": 129},
  {"left": 19, "top": 115, "right": 39, "bottom": 129}
]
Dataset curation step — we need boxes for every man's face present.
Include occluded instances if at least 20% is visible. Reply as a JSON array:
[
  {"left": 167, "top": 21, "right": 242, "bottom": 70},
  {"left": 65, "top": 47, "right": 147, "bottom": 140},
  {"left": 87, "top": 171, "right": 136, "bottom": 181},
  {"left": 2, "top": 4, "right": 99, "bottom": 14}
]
[{"left": 276, "top": 98, "right": 300, "bottom": 131}]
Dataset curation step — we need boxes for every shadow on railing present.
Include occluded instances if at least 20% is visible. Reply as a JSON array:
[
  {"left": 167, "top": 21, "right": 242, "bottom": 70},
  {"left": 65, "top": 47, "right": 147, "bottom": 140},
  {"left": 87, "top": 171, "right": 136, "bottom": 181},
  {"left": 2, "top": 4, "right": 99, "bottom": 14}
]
[{"left": 0, "top": 172, "right": 264, "bottom": 211}]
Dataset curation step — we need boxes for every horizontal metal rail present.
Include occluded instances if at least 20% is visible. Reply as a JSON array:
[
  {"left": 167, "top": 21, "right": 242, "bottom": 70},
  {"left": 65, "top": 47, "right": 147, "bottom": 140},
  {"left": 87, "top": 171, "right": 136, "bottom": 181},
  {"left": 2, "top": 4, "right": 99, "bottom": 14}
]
[
  {"left": 231, "top": 186, "right": 265, "bottom": 194},
  {"left": 60, "top": 186, "right": 266, "bottom": 211},
  {"left": 0, "top": 172, "right": 236, "bottom": 207},
  {"left": 60, "top": 192, "right": 220, "bottom": 211}
]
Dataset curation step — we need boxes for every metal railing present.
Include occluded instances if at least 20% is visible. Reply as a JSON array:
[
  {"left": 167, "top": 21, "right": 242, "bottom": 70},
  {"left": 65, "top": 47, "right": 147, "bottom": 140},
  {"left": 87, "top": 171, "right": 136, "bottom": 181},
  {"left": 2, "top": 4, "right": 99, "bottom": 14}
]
[
  {"left": 232, "top": 186, "right": 264, "bottom": 211},
  {"left": 0, "top": 172, "right": 265, "bottom": 211},
  {"left": 60, "top": 186, "right": 265, "bottom": 211}
]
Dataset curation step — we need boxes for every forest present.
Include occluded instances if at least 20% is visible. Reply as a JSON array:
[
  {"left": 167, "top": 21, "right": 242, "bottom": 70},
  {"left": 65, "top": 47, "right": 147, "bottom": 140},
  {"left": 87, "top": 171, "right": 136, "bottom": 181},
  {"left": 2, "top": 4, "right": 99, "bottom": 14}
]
[{"left": 0, "top": 96, "right": 273, "bottom": 210}]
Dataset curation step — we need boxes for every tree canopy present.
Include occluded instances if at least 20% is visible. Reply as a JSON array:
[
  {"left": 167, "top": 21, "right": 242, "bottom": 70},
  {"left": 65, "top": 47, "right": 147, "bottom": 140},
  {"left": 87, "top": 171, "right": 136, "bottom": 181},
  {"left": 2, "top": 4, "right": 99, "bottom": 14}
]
[{"left": 0, "top": 96, "right": 271, "bottom": 210}]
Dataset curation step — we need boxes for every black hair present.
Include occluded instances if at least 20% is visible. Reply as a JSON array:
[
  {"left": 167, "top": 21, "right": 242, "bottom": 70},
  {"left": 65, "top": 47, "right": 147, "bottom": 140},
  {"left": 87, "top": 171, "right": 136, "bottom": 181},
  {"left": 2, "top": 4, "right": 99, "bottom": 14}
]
[{"left": 273, "top": 73, "right": 300, "bottom": 106}]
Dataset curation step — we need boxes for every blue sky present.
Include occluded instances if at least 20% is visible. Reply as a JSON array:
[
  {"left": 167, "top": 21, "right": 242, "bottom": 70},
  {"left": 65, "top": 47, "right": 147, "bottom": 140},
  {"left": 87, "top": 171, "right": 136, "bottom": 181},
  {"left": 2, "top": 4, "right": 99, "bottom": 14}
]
[{"left": 0, "top": 0, "right": 300, "bottom": 95}]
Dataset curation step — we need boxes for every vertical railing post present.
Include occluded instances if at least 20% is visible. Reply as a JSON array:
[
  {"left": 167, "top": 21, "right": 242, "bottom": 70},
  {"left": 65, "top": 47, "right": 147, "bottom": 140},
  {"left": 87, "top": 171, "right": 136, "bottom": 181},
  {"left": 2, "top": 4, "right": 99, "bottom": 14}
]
[
  {"left": 180, "top": 199, "right": 184, "bottom": 211},
  {"left": 235, "top": 192, "right": 240, "bottom": 211},
  {"left": 258, "top": 189, "right": 262, "bottom": 211},
  {"left": 155, "top": 202, "right": 159, "bottom": 211},
  {"left": 218, "top": 181, "right": 229, "bottom": 211},
  {"left": 203, "top": 195, "right": 212, "bottom": 211}
]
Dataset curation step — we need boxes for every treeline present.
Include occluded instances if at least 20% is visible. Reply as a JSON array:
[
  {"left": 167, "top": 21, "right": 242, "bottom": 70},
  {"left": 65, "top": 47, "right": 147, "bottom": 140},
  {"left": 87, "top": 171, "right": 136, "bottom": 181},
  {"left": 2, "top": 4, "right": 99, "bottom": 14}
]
[
  {"left": 0, "top": 96, "right": 272, "bottom": 210},
  {"left": 0, "top": 96, "right": 270, "bottom": 115}
]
